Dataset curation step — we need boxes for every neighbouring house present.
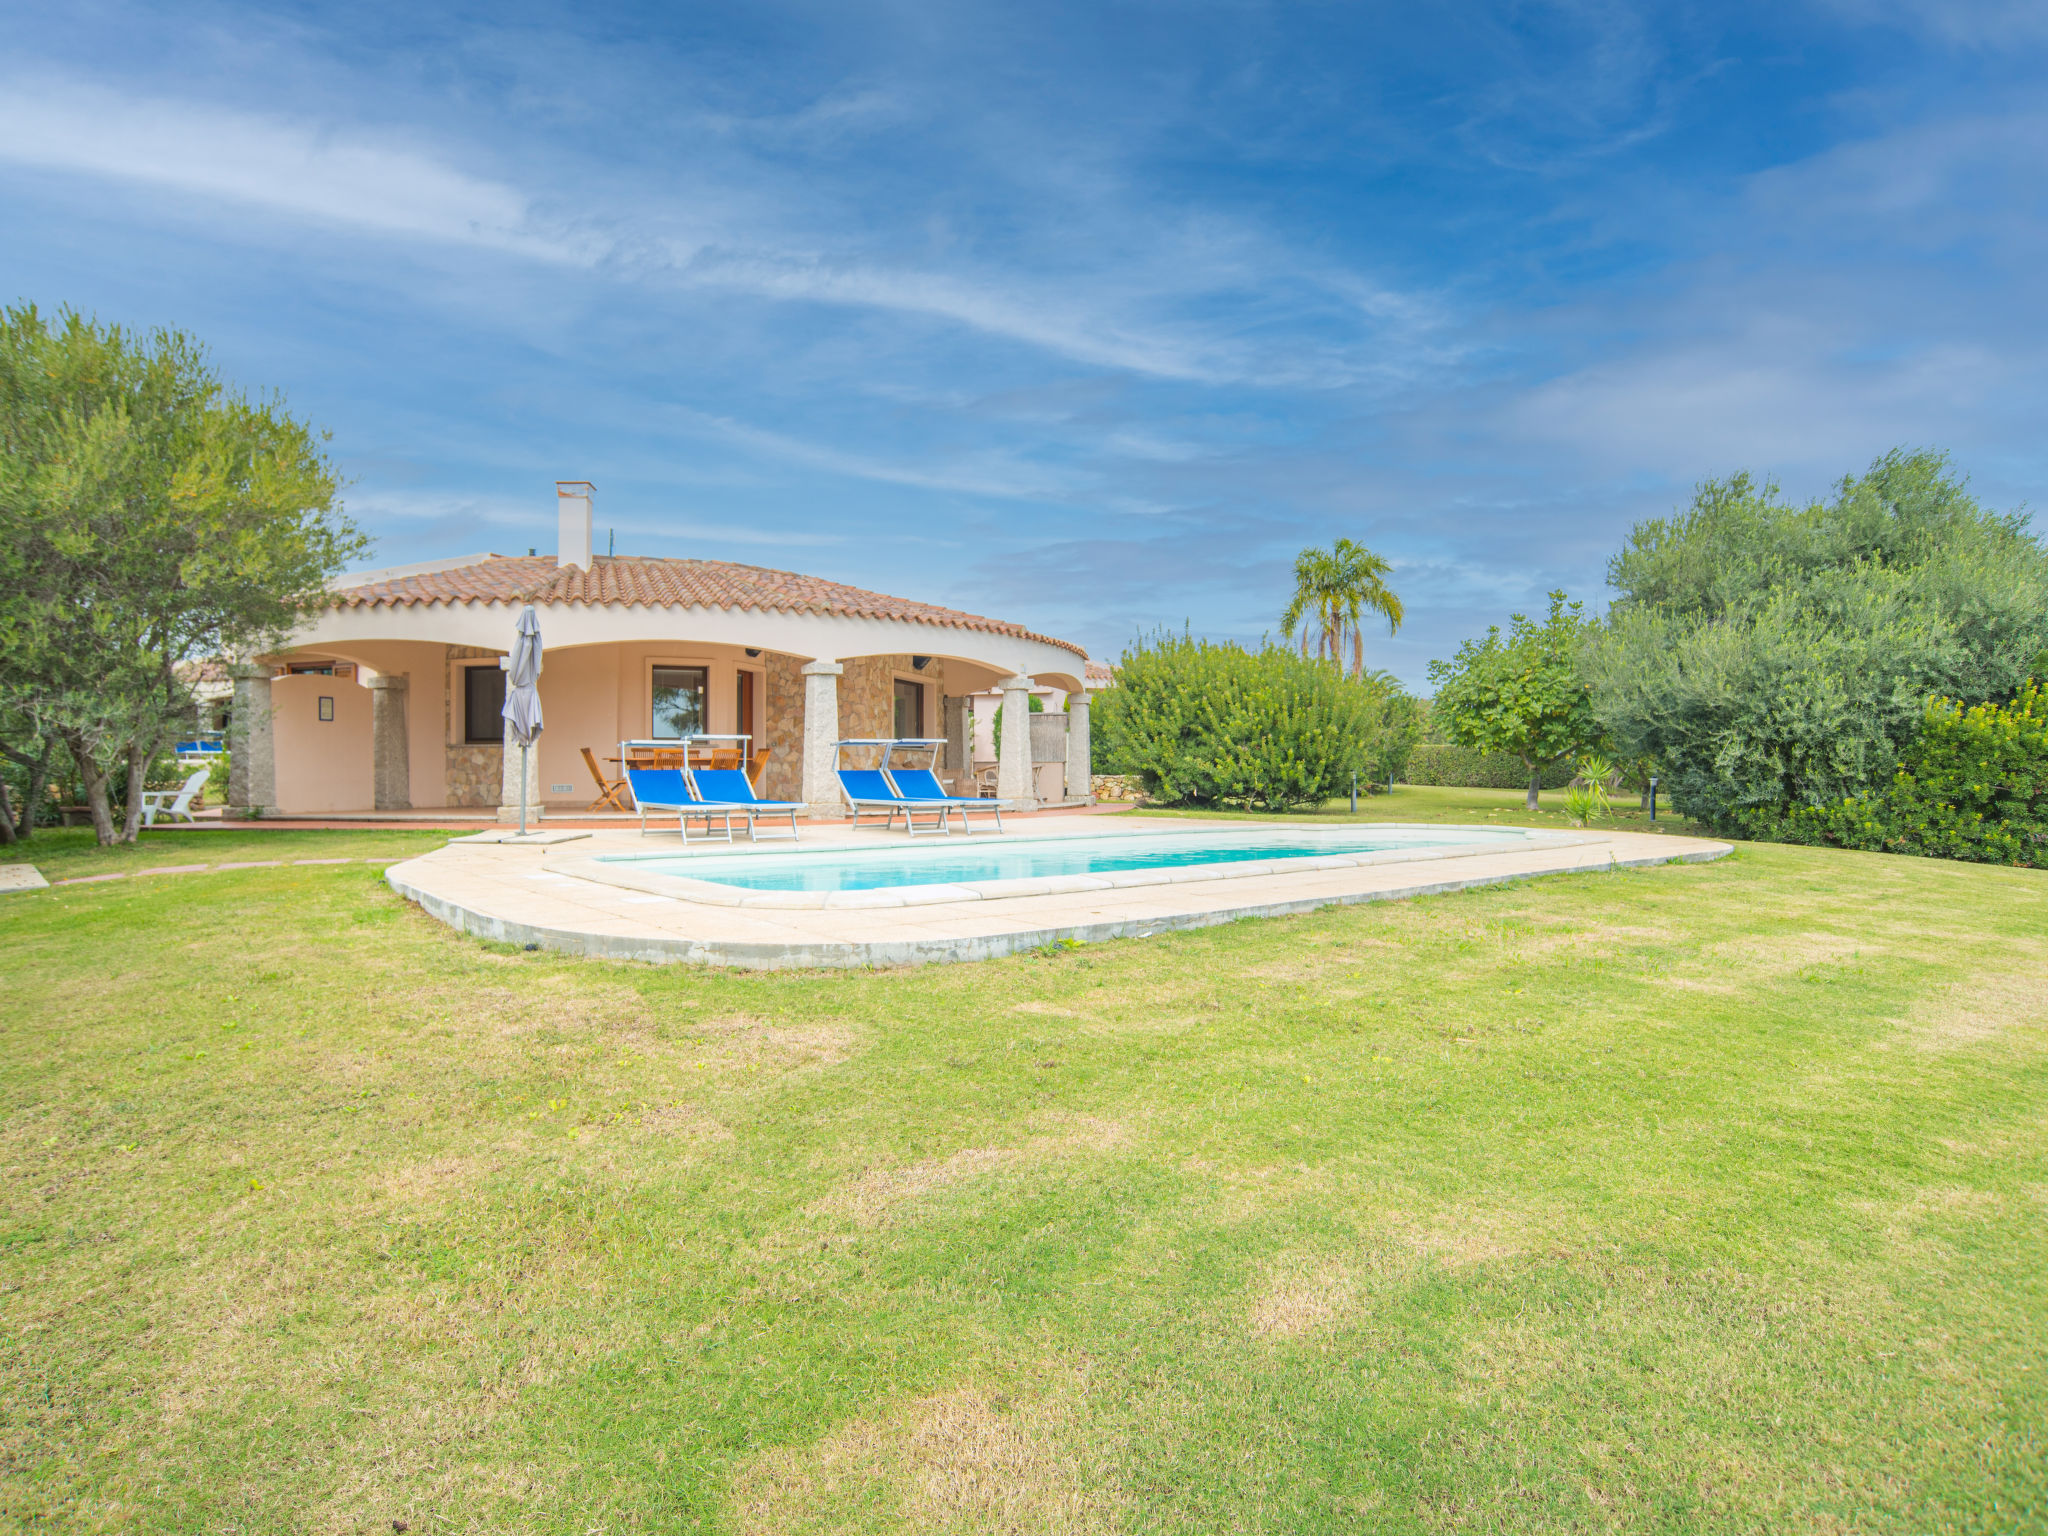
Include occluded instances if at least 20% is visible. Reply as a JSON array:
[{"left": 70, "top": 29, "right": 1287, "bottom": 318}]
[
  {"left": 227, "top": 482, "right": 1092, "bottom": 819},
  {"left": 173, "top": 658, "right": 234, "bottom": 740}
]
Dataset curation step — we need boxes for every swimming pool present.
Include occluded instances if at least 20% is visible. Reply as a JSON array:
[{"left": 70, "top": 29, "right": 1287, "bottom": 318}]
[{"left": 601, "top": 825, "right": 1550, "bottom": 894}]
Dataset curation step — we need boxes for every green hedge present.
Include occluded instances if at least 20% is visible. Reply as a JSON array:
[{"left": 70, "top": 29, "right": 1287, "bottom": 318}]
[
  {"left": 1738, "top": 685, "right": 2046, "bottom": 867},
  {"left": 1402, "top": 744, "right": 1576, "bottom": 791}
]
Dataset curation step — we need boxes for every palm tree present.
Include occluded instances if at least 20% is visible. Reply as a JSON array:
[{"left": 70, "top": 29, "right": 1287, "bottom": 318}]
[{"left": 1280, "top": 538, "right": 1404, "bottom": 676}]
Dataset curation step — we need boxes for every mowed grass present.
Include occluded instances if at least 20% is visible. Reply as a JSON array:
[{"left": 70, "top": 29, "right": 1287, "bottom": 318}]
[
  {"left": 0, "top": 824, "right": 452, "bottom": 883},
  {"left": 2, "top": 822, "right": 2046, "bottom": 1533}
]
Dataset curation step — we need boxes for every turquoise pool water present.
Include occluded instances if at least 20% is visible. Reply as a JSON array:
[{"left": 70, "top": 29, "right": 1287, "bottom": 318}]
[{"left": 606, "top": 827, "right": 1540, "bottom": 893}]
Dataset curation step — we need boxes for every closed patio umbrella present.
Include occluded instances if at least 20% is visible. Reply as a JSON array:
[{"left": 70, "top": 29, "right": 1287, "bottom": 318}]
[{"left": 503, "top": 605, "right": 544, "bottom": 835}]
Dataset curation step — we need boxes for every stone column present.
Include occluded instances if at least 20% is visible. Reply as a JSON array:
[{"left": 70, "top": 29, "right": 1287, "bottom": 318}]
[
  {"left": 800, "top": 660, "right": 843, "bottom": 817},
  {"left": 1065, "top": 695, "right": 1092, "bottom": 804},
  {"left": 227, "top": 663, "right": 274, "bottom": 815},
  {"left": 942, "top": 694, "right": 970, "bottom": 791},
  {"left": 997, "top": 673, "right": 1037, "bottom": 809},
  {"left": 367, "top": 674, "right": 411, "bottom": 811}
]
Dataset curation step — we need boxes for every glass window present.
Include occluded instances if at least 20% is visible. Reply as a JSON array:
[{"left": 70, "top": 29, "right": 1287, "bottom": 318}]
[
  {"left": 651, "top": 666, "right": 708, "bottom": 739},
  {"left": 464, "top": 665, "right": 506, "bottom": 743},
  {"left": 893, "top": 678, "right": 923, "bottom": 739}
]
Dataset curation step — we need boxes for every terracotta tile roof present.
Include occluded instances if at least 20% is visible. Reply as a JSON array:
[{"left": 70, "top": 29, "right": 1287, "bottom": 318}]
[{"left": 332, "top": 554, "right": 1086, "bottom": 659}]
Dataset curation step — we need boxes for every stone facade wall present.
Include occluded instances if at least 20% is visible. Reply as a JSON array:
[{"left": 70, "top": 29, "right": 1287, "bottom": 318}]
[
  {"left": 837, "top": 655, "right": 897, "bottom": 741},
  {"left": 839, "top": 654, "right": 948, "bottom": 738},
  {"left": 445, "top": 747, "right": 500, "bottom": 808},
  {"left": 759, "top": 652, "right": 805, "bottom": 802},
  {"left": 443, "top": 646, "right": 502, "bottom": 808},
  {"left": 755, "top": 652, "right": 951, "bottom": 803}
]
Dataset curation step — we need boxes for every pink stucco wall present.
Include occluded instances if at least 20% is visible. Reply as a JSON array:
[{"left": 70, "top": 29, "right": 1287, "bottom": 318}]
[{"left": 271, "top": 674, "right": 372, "bottom": 813}]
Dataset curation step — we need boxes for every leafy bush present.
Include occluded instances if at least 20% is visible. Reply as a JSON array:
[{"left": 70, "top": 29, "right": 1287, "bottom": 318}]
[
  {"left": 1403, "top": 744, "right": 1576, "bottom": 790},
  {"left": 1588, "top": 451, "right": 2048, "bottom": 832},
  {"left": 1093, "top": 632, "right": 1415, "bottom": 810},
  {"left": 1741, "top": 685, "right": 2046, "bottom": 866}
]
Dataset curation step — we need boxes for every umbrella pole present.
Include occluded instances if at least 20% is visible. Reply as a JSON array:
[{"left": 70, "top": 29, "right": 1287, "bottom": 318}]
[{"left": 520, "top": 743, "right": 529, "bottom": 836}]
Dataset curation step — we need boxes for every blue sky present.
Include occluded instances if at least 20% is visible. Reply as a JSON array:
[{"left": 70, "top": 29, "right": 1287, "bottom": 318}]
[{"left": 3, "top": 0, "right": 2043, "bottom": 684}]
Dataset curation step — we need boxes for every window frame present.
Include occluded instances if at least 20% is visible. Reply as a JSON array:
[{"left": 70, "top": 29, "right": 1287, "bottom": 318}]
[
  {"left": 892, "top": 676, "right": 926, "bottom": 739},
  {"left": 648, "top": 661, "right": 711, "bottom": 741},
  {"left": 462, "top": 662, "right": 507, "bottom": 745}
]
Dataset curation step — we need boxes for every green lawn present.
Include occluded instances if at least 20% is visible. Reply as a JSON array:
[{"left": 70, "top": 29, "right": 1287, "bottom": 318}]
[
  {"left": 2, "top": 810, "right": 2045, "bottom": 1532},
  {"left": 0, "top": 824, "right": 452, "bottom": 883}
]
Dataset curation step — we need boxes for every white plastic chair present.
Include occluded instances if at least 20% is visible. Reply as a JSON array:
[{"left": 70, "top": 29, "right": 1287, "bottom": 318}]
[{"left": 141, "top": 767, "right": 210, "bottom": 826}]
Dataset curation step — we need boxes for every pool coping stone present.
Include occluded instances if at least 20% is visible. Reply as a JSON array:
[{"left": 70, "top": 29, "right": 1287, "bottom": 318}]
[{"left": 384, "top": 818, "right": 1733, "bottom": 969}]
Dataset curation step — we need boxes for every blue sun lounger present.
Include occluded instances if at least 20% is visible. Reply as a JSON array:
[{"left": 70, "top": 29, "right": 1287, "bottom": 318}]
[
  {"left": 625, "top": 767, "right": 740, "bottom": 843},
  {"left": 833, "top": 739, "right": 987, "bottom": 836},
  {"left": 688, "top": 767, "right": 803, "bottom": 843},
  {"left": 834, "top": 766, "right": 953, "bottom": 836},
  {"left": 885, "top": 764, "right": 1002, "bottom": 834}
]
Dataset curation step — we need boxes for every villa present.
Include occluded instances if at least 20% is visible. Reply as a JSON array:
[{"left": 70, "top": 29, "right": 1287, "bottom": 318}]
[{"left": 227, "top": 482, "right": 1093, "bottom": 820}]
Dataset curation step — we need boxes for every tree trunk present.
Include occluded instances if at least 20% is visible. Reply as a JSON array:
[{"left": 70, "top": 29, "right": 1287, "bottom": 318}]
[
  {"left": 0, "top": 739, "right": 52, "bottom": 841},
  {"left": 24, "top": 747, "right": 51, "bottom": 841},
  {"left": 0, "top": 780, "right": 14, "bottom": 844},
  {"left": 59, "top": 732, "right": 120, "bottom": 846},
  {"left": 118, "top": 740, "right": 153, "bottom": 845},
  {"left": 1526, "top": 761, "right": 1541, "bottom": 812}
]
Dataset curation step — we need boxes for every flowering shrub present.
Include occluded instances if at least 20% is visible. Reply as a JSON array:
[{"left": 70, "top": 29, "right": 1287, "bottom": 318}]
[{"left": 1740, "top": 684, "right": 2047, "bottom": 867}]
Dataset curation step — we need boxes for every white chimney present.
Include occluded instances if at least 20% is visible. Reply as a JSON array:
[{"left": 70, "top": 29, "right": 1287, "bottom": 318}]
[{"left": 556, "top": 480, "right": 594, "bottom": 570}]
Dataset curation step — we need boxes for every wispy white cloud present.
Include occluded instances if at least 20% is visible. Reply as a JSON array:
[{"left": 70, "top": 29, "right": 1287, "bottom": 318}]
[
  {"left": 669, "top": 248, "right": 1225, "bottom": 382},
  {"left": 0, "top": 72, "right": 1434, "bottom": 388},
  {"left": 669, "top": 408, "right": 1084, "bottom": 502},
  {"left": 0, "top": 76, "right": 597, "bottom": 262},
  {"left": 1820, "top": 0, "right": 2048, "bottom": 47},
  {"left": 348, "top": 490, "right": 846, "bottom": 548}
]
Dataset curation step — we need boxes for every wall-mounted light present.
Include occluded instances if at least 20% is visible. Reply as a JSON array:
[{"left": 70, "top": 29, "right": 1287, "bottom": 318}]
[
  {"left": 745, "top": 648, "right": 761, "bottom": 659},
  {"left": 912, "top": 655, "right": 931, "bottom": 670}
]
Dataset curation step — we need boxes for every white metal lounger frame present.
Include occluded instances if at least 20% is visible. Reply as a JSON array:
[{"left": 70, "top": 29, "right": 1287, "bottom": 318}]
[
  {"left": 881, "top": 738, "right": 1003, "bottom": 834},
  {"left": 833, "top": 739, "right": 951, "bottom": 836},
  {"left": 677, "top": 733, "right": 801, "bottom": 843},
  {"left": 619, "top": 740, "right": 736, "bottom": 844}
]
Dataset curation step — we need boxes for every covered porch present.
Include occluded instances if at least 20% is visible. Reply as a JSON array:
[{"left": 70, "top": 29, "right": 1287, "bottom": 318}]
[{"left": 231, "top": 624, "right": 1091, "bottom": 823}]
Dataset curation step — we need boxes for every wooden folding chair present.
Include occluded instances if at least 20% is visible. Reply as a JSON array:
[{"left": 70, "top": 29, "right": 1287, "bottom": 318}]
[{"left": 581, "top": 747, "right": 631, "bottom": 812}]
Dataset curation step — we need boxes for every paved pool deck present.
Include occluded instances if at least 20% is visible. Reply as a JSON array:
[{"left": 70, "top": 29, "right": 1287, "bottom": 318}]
[{"left": 385, "top": 816, "right": 1733, "bottom": 969}]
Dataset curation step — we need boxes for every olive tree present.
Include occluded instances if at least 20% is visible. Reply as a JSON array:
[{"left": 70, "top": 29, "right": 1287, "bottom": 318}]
[
  {"left": 0, "top": 304, "right": 362, "bottom": 844},
  {"left": 1585, "top": 451, "right": 2048, "bottom": 832}
]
